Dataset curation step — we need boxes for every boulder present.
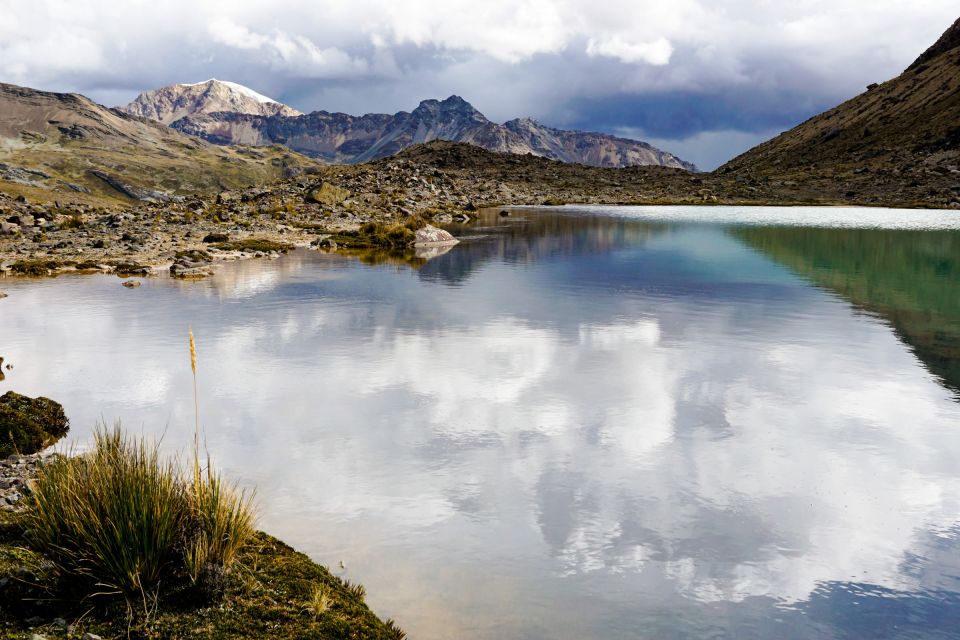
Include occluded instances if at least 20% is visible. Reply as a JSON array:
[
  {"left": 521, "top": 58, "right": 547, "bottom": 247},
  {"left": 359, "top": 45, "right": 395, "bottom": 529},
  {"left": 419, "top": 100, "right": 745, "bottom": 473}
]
[
  {"left": 413, "top": 224, "right": 459, "bottom": 247},
  {"left": 0, "top": 391, "right": 70, "bottom": 456},
  {"left": 0, "top": 221, "right": 20, "bottom": 236},
  {"left": 170, "top": 259, "right": 214, "bottom": 278}
]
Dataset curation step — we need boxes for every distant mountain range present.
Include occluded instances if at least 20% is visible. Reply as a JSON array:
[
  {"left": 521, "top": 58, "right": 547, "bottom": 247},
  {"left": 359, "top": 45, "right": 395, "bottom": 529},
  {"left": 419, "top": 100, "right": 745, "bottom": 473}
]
[{"left": 119, "top": 81, "right": 696, "bottom": 170}]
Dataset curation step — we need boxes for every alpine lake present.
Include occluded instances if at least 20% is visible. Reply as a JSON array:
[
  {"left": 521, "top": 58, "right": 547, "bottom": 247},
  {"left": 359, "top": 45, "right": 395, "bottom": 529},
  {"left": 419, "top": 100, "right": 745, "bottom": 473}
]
[{"left": 1, "top": 205, "right": 959, "bottom": 639}]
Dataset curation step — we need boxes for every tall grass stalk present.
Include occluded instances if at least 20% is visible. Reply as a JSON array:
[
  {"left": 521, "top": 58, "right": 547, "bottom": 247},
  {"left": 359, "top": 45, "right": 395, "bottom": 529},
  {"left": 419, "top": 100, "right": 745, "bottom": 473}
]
[
  {"left": 25, "top": 329, "right": 256, "bottom": 607},
  {"left": 189, "top": 327, "right": 200, "bottom": 489}
]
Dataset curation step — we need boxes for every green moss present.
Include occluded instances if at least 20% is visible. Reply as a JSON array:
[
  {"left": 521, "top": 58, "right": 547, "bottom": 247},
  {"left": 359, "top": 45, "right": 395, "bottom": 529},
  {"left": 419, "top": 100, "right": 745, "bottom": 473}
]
[
  {"left": 9, "top": 260, "right": 62, "bottom": 276},
  {"left": 111, "top": 262, "right": 152, "bottom": 276},
  {"left": 0, "top": 391, "right": 69, "bottom": 456},
  {"left": 0, "top": 526, "right": 402, "bottom": 639},
  {"left": 213, "top": 238, "right": 294, "bottom": 253}
]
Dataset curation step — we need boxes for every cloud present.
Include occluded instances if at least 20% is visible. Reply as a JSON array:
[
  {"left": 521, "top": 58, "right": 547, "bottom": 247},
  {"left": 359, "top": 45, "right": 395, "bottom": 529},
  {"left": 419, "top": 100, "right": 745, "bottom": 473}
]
[
  {"left": 586, "top": 36, "right": 673, "bottom": 65},
  {"left": 0, "top": 0, "right": 958, "bottom": 165},
  {"left": 208, "top": 19, "right": 369, "bottom": 78}
]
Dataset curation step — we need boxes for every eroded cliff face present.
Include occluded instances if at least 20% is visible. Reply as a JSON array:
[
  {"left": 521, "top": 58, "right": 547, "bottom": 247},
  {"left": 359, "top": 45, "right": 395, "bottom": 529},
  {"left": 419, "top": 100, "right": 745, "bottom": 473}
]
[
  {"left": 121, "top": 79, "right": 302, "bottom": 125},
  {"left": 169, "top": 94, "right": 695, "bottom": 170}
]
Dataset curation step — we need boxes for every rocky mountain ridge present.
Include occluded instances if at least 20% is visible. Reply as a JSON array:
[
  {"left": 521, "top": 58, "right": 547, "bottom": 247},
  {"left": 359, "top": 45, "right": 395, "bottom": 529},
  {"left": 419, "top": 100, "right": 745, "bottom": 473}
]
[
  {"left": 122, "top": 79, "right": 302, "bottom": 125},
  {"left": 717, "top": 16, "right": 960, "bottom": 205},
  {"left": 150, "top": 91, "right": 695, "bottom": 170}
]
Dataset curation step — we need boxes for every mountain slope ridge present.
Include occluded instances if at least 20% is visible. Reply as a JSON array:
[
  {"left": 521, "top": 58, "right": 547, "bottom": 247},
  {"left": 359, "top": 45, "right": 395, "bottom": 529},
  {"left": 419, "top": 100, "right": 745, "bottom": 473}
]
[
  {"left": 0, "top": 82, "right": 317, "bottom": 202},
  {"left": 717, "top": 14, "right": 960, "bottom": 207}
]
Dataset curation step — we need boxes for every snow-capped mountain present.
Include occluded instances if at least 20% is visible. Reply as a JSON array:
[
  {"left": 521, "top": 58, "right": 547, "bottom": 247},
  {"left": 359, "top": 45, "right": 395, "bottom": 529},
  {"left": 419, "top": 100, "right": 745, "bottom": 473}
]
[
  {"left": 128, "top": 81, "right": 694, "bottom": 170},
  {"left": 121, "top": 79, "right": 301, "bottom": 125}
]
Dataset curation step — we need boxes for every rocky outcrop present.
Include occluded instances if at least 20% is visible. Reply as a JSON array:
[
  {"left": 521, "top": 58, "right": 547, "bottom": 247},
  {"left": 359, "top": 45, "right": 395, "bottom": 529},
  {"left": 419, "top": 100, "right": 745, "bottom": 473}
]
[
  {"left": 0, "top": 391, "right": 70, "bottom": 456},
  {"left": 170, "top": 94, "right": 695, "bottom": 170},
  {"left": 121, "top": 79, "right": 302, "bottom": 125}
]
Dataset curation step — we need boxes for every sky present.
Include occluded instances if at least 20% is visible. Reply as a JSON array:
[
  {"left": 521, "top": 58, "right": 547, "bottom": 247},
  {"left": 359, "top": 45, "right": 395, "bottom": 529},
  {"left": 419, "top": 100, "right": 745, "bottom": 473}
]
[{"left": 0, "top": 1, "right": 957, "bottom": 170}]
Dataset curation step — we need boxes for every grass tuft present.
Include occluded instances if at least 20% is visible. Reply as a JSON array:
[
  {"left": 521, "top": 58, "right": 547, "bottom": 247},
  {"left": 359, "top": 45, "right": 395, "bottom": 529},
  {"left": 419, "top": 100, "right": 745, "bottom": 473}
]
[
  {"left": 304, "top": 583, "right": 332, "bottom": 619},
  {"left": 25, "top": 424, "right": 256, "bottom": 605},
  {"left": 26, "top": 426, "right": 187, "bottom": 598}
]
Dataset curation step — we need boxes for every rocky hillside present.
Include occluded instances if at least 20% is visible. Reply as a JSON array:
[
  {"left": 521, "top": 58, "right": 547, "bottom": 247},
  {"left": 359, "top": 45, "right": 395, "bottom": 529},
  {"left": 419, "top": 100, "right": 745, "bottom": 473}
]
[
  {"left": 718, "top": 16, "right": 960, "bottom": 207},
  {"left": 169, "top": 94, "right": 696, "bottom": 170},
  {"left": 122, "top": 79, "right": 302, "bottom": 125},
  {"left": 0, "top": 82, "right": 318, "bottom": 203}
]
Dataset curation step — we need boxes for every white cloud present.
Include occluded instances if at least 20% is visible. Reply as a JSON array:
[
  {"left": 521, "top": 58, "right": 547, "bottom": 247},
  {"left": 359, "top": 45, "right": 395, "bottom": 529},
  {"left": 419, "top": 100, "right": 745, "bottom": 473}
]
[
  {"left": 586, "top": 36, "right": 673, "bottom": 65},
  {"left": 208, "top": 19, "right": 369, "bottom": 78},
  {"left": 0, "top": 0, "right": 958, "bottom": 164}
]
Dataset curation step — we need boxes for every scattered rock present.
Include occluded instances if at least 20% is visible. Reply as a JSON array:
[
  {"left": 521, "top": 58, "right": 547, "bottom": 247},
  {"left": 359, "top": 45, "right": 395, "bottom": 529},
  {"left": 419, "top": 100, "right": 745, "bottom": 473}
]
[
  {"left": 121, "top": 280, "right": 141, "bottom": 288},
  {"left": 0, "top": 292, "right": 7, "bottom": 299}
]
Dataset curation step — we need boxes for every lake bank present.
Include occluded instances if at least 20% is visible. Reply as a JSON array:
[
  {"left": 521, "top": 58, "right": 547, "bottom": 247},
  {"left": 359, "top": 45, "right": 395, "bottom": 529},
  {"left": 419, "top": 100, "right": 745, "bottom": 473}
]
[
  {"left": 3, "top": 141, "right": 957, "bottom": 280},
  {"left": 0, "top": 448, "right": 404, "bottom": 640}
]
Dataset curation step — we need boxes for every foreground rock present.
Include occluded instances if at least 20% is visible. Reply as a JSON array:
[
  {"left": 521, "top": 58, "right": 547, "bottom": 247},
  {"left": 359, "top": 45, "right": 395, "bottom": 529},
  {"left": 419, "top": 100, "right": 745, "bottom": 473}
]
[
  {"left": 414, "top": 224, "right": 459, "bottom": 247},
  {"left": 0, "top": 451, "right": 56, "bottom": 512},
  {"left": 0, "top": 392, "right": 69, "bottom": 457}
]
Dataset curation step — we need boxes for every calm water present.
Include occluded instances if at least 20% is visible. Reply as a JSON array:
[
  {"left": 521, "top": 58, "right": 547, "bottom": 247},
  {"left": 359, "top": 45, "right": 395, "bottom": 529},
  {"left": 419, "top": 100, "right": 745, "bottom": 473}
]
[{"left": 2, "top": 206, "right": 960, "bottom": 639}]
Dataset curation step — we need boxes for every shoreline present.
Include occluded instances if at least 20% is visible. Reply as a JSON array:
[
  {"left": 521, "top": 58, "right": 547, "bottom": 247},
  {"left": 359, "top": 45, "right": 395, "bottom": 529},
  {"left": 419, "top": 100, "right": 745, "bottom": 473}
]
[
  {"left": 3, "top": 141, "right": 957, "bottom": 280},
  {"left": 0, "top": 450, "right": 404, "bottom": 639}
]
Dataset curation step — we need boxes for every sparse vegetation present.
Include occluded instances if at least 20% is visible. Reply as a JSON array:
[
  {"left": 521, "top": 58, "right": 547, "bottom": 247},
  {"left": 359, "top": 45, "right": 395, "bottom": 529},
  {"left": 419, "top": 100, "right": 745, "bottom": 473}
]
[
  {"left": 213, "top": 237, "right": 294, "bottom": 253},
  {"left": 9, "top": 259, "right": 61, "bottom": 276}
]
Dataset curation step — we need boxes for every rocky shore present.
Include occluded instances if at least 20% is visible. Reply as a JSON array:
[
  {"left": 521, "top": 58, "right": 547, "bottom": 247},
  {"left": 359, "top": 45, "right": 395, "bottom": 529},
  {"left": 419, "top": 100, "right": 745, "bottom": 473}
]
[
  {"left": 2, "top": 140, "right": 955, "bottom": 280},
  {"left": 0, "top": 452, "right": 52, "bottom": 514}
]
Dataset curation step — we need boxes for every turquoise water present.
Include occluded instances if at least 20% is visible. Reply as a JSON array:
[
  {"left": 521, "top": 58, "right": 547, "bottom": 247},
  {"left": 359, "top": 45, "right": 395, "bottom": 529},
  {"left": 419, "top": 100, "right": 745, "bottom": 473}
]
[{"left": 1, "top": 206, "right": 959, "bottom": 638}]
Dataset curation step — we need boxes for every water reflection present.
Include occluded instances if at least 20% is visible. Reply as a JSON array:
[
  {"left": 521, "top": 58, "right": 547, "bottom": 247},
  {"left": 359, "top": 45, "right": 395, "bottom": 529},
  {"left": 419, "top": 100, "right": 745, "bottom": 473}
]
[{"left": 1, "top": 207, "right": 959, "bottom": 639}]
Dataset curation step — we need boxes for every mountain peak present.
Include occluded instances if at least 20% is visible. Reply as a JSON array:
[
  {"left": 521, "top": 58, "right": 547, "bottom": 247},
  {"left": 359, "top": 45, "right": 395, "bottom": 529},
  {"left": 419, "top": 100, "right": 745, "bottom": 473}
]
[
  {"left": 181, "top": 79, "right": 281, "bottom": 105},
  {"left": 121, "top": 79, "right": 301, "bottom": 125},
  {"left": 908, "top": 16, "right": 960, "bottom": 71}
]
